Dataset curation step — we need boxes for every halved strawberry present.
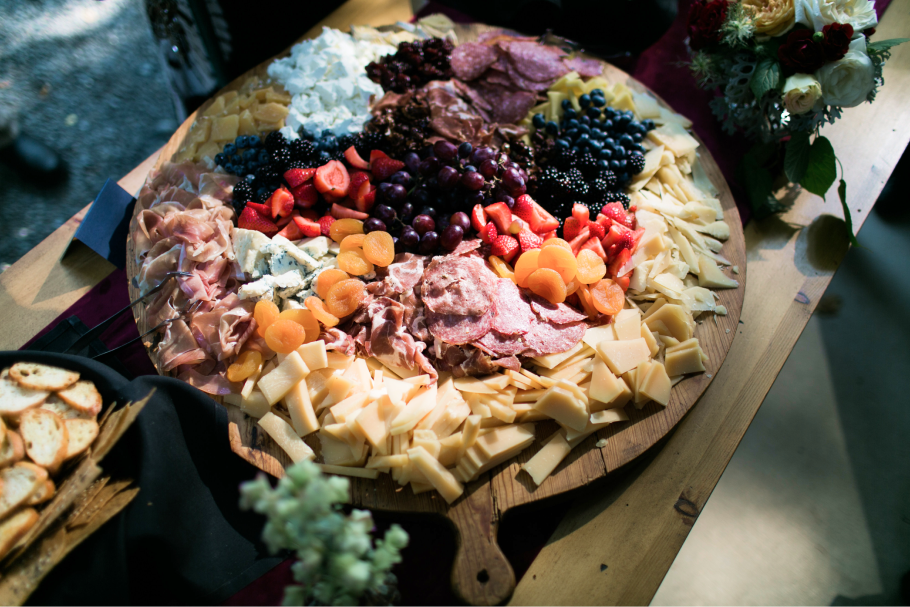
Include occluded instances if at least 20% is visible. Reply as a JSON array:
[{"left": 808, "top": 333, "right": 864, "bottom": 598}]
[
  {"left": 595, "top": 212, "right": 611, "bottom": 227},
  {"left": 314, "top": 160, "right": 351, "bottom": 197},
  {"left": 284, "top": 168, "right": 316, "bottom": 188},
  {"left": 292, "top": 182, "right": 319, "bottom": 208},
  {"left": 490, "top": 234, "right": 519, "bottom": 263},
  {"left": 518, "top": 229, "right": 543, "bottom": 253},
  {"left": 608, "top": 248, "right": 632, "bottom": 278},
  {"left": 630, "top": 228, "right": 645, "bottom": 250},
  {"left": 569, "top": 226, "right": 591, "bottom": 256},
  {"left": 484, "top": 202, "right": 513, "bottom": 234},
  {"left": 602, "top": 202, "right": 635, "bottom": 230},
  {"left": 601, "top": 224, "right": 627, "bottom": 255},
  {"left": 580, "top": 236, "right": 607, "bottom": 261},
  {"left": 529, "top": 201, "right": 559, "bottom": 234},
  {"left": 344, "top": 146, "right": 371, "bottom": 170},
  {"left": 371, "top": 157, "right": 405, "bottom": 181},
  {"left": 572, "top": 203, "right": 590, "bottom": 224},
  {"left": 300, "top": 209, "right": 319, "bottom": 221},
  {"left": 276, "top": 213, "right": 294, "bottom": 228},
  {"left": 511, "top": 194, "right": 535, "bottom": 223},
  {"left": 355, "top": 185, "right": 377, "bottom": 212},
  {"left": 370, "top": 149, "right": 389, "bottom": 164},
  {"left": 587, "top": 220, "right": 606, "bottom": 241},
  {"left": 269, "top": 186, "right": 295, "bottom": 218},
  {"left": 479, "top": 222, "right": 498, "bottom": 244},
  {"left": 471, "top": 204, "right": 487, "bottom": 232},
  {"left": 238, "top": 207, "right": 278, "bottom": 235},
  {"left": 330, "top": 202, "right": 370, "bottom": 220},
  {"left": 540, "top": 230, "right": 558, "bottom": 241},
  {"left": 277, "top": 212, "right": 304, "bottom": 240},
  {"left": 615, "top": 273, "right": 631, "bottom": 292},
  {"left": 349, "top": 170, "right": 371, "bottom": 196},
  {"left": 292, "top": 216, "right": 321, "bottom": 238},
  {"left": 318, "top": 215, "right": 336, "bottom": 237},
  {"left": 563, "top": 217, "right": 583, "bottom": 242}
]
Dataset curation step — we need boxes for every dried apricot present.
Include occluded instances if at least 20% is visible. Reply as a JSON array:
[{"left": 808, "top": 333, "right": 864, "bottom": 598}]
[
  {"left": 226, "top": 350, "right": 262, "bottom": 383},
  {"left": 315, "top": 269, "right": 350, "bottom": 299},
  {"left": 326, "top": 278, "right": 366, "bottom": 318},
  {"left": 575, "top": 249, "right": 607, "bottom": 284},
  {"left": 527, "top": 268, "right": 567, "bottom": 304},
  {"left": 362, "top": 231, "right": 395, "bottom": 267},
  {"left": 305, "top": 296, "right": 340, "bottom": 328},
  {"left": 279, "top": 308, "right": 321, "bottom": 343},
  {"left": 513, "top": 249, "right": 541, "bottom": 288},
  {"left": 254, "top": 300, "right": 280, "bottom": 337},
  {"left": 538, "top": 245, "right": 578, "bottom": 283},
  {"left": 264, "top": 318, "right": 307, "bottom": 354},
  {"left": 591, "top": 279, "right": 625, "bottom": 315},
  {"left": 488, "top": 255, "right": 515, "bottom": 281},
  {"left": 541, "top": 238, "right": 573, "bottom": 252},
  {"left": 576, "top": 284, "right": 600, "bottom": 319},
  {"left": 564, "top": 278, "right": 580, "bottom": 297},
  {"left": 329, "top": 218, "right": 364, "bottom": 243},
  {"left": 337, "top": 249, "right": 374, "bottom": 276},
  {"left": 340, "top": 233, "right": 367, "bottom": 252}
]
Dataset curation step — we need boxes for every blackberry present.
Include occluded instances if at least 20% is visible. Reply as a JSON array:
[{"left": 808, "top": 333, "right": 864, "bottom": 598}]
[
  {"left": 337, "top": 134, "right": 358, "bottom": 153},
  {"left": 603, "top": 190, "right": 631, "bottom": 209},
  {"left": 551, "top": 146, "right": 579, "bottom": 171},
  {"left": 628, "top": 152, "right": 646, "bottom": 174},
  {"left": 564, "top": 168, "right": 588, "bottom": 197},
  {"left": 232, "top": 179, "right": 252, "bottom": 203},
  {"left": 588, "top": 177, "right": 611, "bottom": 204},
  {"left": 355, "top": 132, "right": 385, "bottom": 157},
  {"left": 599, "top": 169, "right": 618, "bottom": 190},
  {"left": 254, "top": 186, "right": 272, "bottom": 203},
  {"left": 290, "top": 138, "right": 315, "bottom": 161},
  {"left": 576, "top": 152, "right": 600, "bottom": 180},
  {"left": 264, "top": 130, "right": 286, "bottom": 152},
  {"left": 269, "top": 146, "right": 292, "bottom": 170}
]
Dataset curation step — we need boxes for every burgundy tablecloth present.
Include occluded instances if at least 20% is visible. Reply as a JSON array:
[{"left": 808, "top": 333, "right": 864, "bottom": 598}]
[{"left": 22, "top": 0, "right": 893, "bottom": 603}]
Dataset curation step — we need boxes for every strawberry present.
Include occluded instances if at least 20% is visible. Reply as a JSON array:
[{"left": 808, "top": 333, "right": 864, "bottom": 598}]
[
  {"left": 349, "top": 171, "right": 371, "bottom": 196},
  {"left": 318, "top": 215, "right": 336, "bottom": 237},
  {"left": 355, "top": 185, "right": 377, "bottom": 212},
  {"left": 471, "top": 204, "right": 487, "bottom": 232},
  {"left": 572, "top": 203, "right": 590, "bottom": 224},
  {"left": 315, "top": 160, "right": 351, "bottom": 197},
  {"left": 292, "top": 216, "right": 321, "bottom": 238},
  {"left": 276, "top": 213, "right": 293, "bottom": 228},
  {"left": 490, "top": 234, "right": 519, "bottom": 262},
  {"left": 283, "top": 168, "right": 316, "bottom": 188},
  {"left": 479, "top": 222, "right": 498, "bottom": 244},
  {"left": 484, "top": 202, "right": 513, "bottom": 234},
  {"left": 344, "top": 146, "right": 371, "bottom": 170},
  {"left": 246, "top": 201, "right": 271, "bottom": 216},
  {"left": 277, "top": 212, "right": 303, "bottom": 240},
  {"left": 291, "top": 182, "right": 319, "bottom": 208},
  {"left": 238, "top": 207, "right": 278, "bottom": 235},
  {"left": 602, "top": 202, "right": 635, "bottom": 230},
  {"left": 563, "top": 217, "right": 583, "bottom": 241},
  {"left": 540, "top": 230, "right": 558, "bottom": 241},
  {"left": 569, "top": 227, "right": 591, "bottom": 256},
  {"left": 615, "top": 273, "right": 631, "bottom": 292},
  {"left": 595, "top": 213, "right": 610, "bottom": 227},
  {"left": 269, "top": 186, "right": 295, "bottom": 218},
  {"left": 300, "top": 209, "right": 319, "bottom": 221},
  {"left": 528, "top": 200, "right": 559, "bottom": 234},
  {"left": 518, "top": 229, "right": 543, "bottom": 253},
  {"left": 330, "top": 202, "right": 370, "bottom": 220},
  {"left": 580, "top": 236, "right": 607, "bottom": 261},
  {"left": 371, "top": 157, "right": 405, "bottom": 181},
  {"left": 587, "top": 220, "right": 605, "bottom": 241},
  {"left": 369, "top": 149, "right": 389, "bottom": 164},
  {"left": 608, "top": 248, "right": 631, "bottom": 278},
  {"left": 511, "top": 194, "right": 535, "bottom": 223},
  {"left": 631, "top": 228, "right": 645, "bottom": 250}
]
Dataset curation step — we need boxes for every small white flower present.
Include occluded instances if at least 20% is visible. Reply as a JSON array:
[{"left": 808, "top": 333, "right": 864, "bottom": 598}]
[
  {"left": 815, "top": 36, "right": 875, "bottom": 107},
  {"left": 782, "top": 73, "right": 824, "bottom": 114},
  {"left": 794, "top": 0, "right": 878, "bottom": 32}
]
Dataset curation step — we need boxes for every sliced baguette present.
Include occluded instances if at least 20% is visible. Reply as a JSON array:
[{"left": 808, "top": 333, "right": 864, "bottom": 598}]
[
  {"left": 0, "top": 431, "right": 25, "bottom": 469},
  {"left": 56, "top": 380, "right": 102, "bottom": 415},
  {"left": 9, "top": 363, "right": 79, "bottom": 391},
  {"left": 64, "top": 419, "right": 99, "bottom": 459},
  {"left": 19, "top": 409, "right": 68, "bottom": 473},
  {"left": 0, "top": 463, "right": 48, "bottom": 519},
  {"left": 0, "top": 507, "right": 38, "bottom": 560},
  {"left": 0, "top": 377, "right": 49, "bottom": 416},
  {"left": 41, "top": 395, "right": 94, "bottom": 421},
  {"left": 25, "top": 479, "right": 55, "bottom": 506}
]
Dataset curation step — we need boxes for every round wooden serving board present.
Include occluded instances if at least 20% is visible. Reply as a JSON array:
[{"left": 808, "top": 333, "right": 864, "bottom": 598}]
[{"left": 127, "top": 22, "right": 746, "bottom": 606}]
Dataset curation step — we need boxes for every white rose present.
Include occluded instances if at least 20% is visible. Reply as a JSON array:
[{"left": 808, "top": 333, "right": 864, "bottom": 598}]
[
  {"left": 782, "top": 73, "right": 824, "bottom": 114},
  {"left": 794, "top": 0, "right": 878, "bottom": 32},
  {"left": 815, "top": 37, "right": 875, "bottom": 107}
]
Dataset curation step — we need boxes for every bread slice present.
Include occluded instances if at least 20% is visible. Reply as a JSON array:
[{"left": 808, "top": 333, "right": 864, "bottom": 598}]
[
  {"left": 0, "top": 463, "right": 48, "bottom": 519},
  {"left": 64, "top": 419, "right": 99, "bottom": 460},
  {"left": 0, "top": 507, "right": 38, "bottom": 560},
  {"left": 9, "top": 363, "right": 79, "bottom": 391},
  {"left": 19, "top": 409, "right": 68, "bottom": 473},
  {"left": 40, "top": 395, "right": 94, "bottom": 421},
  {"left": 0, "top": 377, "right": 49, "bottom": 416},
  {"left": 0, "top": 431, "right": 25, "bottom": 469},
  {"left": 56, "top": 380, "right": 102, "bottom": 415},
  {"left": 25, "top": 479, "right": 55, "bottom": 506}
]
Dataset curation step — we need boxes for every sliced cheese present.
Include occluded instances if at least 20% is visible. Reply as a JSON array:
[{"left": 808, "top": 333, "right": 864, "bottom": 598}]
[
  {"left": 296, "top": 340, "right": 328, "bottom": 372},
  {"left": 532, "top": 386, "right": 589, "bottom": 432},
  {"left": 390, "top": 384, "right": 437, "bottom": 435},
  {"left": 453, "top": 377, "right": 497, "bottom": 394},
  {"left": 325, "top": 352, "right": 354, "bottom": 370},
  {"left": 258, "top": 352, "right": 310, "bottom": 406},
  {"left": 318, "top": 464, "right": 379, "bottom": 479},
  {"left": 643, "top": 304, "right": 693, "bottom": 342},
  {"left": 240, "top": 390, "right": 271, "bottom": 418},
  {"left": 284, "top": 380, "right": 319, "bottom": 436},
  {"left": 480, "top": 374, "right": 511, "bottom": 391},
  {"left": 613, "top": 308, "right": 641, "bottom": 340},
  {"left": 698, "top": 256, "right": 739, "bottom": 289},
  {"left": 258, "top": 412, "right": 315, "bottom": 463},
  {"left": 665, "top": 345, "right": 707, "bottom": 376},
  {"left": 639, "top": 361, "right": 671, "bottom": 407},
  {"left": 589, "top": 359, "right": 625, "bottom": 410},
  {"left": 521, "top": 431, "right": 571, "bottom": 486},
  {"left": 408, "top": 446, "right": 464, "bottom": 504},
  {"left": 597, "top": 338, "right": 651, "bottom": 375},
  {"left": 532, "top": 341, "right": 585, "bottom": 370}
]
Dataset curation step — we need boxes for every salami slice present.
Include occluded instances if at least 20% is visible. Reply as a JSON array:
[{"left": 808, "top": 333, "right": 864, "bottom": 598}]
[
  {"left": 474, "top": 329, "right": 529, "bottom": 357},
  {"left": 427, "top": 308, "right": 494, "bottom": 345},
  {"left": 451, "top": 238, "right": 482, "bottom": 256},
  {"left": 522, "top": 320, "right": 586, "bottom": 357},
  {"left": 527, "top": 294, "right": 588, "bottom": 325},
  {"left": 564, "top": 56, "right": 604, "bottom": 78},
  {"left": 493, "top": 90, "right": 537, "bottom": 125},
  {"left": 421, "top": 255, "right": 497, "bottom": 316},
  {"left": 450, "top": 42, "right": 501, "bottom": 81},
  {"left": 492, "top": 279, "right": 534, "bottom": 335},
  {"left": 504, "top": 41, "right": 569, "bottom": 82}
]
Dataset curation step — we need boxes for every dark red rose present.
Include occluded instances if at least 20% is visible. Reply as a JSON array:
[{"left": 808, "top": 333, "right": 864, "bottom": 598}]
[
  {"left": 821, "top": 23, "right": 854, "bottom": 61},
  {"left": 863, "top": 27, "right": 876, "bottom": 38},
  {"left": 778, "top": 29, "right": 826, "bottom": 74},
  {"left": 687, "top": 0, "right": 729, "bottom": 51}
]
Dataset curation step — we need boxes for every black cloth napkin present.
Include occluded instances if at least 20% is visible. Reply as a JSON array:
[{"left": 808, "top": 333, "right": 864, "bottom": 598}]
[{"left": 67, "top": 179, "right": 136, "bottom": 270}]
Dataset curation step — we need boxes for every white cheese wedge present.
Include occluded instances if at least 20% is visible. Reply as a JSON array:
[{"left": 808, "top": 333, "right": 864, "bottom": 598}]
[
  {"left": 639, "top": 361, "right": 671, "bottom": 407},
  {"left": 613, "top": 309, "right": 641, "bottom": 340},
  {"left": 258, "top": 352, "right": 310, "bottom": 405},
  {"left": 390, "top": 384, "right": 437, "bottom": 435},
  {"left": 453, "top": 377, "right": 497, "bottom": 394},
  {"left": 480, "top": 374, "right": 511, "bottom": 391},
  {"left": 565, "top": 408, "right": 630, "bottom": 446},
  {"left": 531, "top": 341, "right": 585, "bottom": 369},
  {"left": 665, "top": 345, "right": 707, "bottom": 376},
  {"left": 283, "top": 380, "right": 319, "bottom": 436},
  {"left": 241, "top": 390, "right": 271, "bottom": 418},
  {"left": 258, "top": 412, "right": 315, "bottom": 463},
  {"left": 296, "top": 340, "right": 328, "bottom": 371},
  {"left": 532, "top": 386, "right": 589, "bottom": 432},
  {"left": 408, "top": 446, "right": 464, "bottom": 504},
  {"left": 698, "top": 256, "right": 739, "bottom": 289},
  {"left": 522, "top": 430, "right": 571, "bottom": 486},
  {"left": 318, "top": 464, "right": 379, "bottom": 479},
  {"left": 643, "top": 304, "right": 693, "bottom": 342},
  {"left": 460, "top": 414, "right": 482, "bottom": 458},
  {"left": 325, "top": 352, "right": 354, "bottom": 370},
  {"left": 596, "top": 338, "right": 651, "bottom": 376},
  {"left": 588, "top": 359, "right": 625, "bottom": 410},
  {"left": 366, "top": 454, "right": 409, "bottom": 468},
  {"left": 329, "top": 392, "right": 371, "bottom": 423}
]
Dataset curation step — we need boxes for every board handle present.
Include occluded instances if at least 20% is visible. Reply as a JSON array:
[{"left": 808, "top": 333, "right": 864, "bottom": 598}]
[{"left": 447, "top": 486, "right": 515, "bottom": 606}]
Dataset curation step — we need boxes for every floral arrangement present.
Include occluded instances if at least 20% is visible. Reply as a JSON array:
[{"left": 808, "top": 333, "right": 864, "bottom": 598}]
[
  {"left": 240, "top": 460, "right": 409, "bottom": 606},
  {"left": 686, "top": 0, "right": 907, "bottom": 234}
]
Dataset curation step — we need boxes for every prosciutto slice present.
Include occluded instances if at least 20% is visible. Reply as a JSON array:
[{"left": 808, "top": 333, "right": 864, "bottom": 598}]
[{"left": 365, "top": 297, "right": 437, "bottom": 379}]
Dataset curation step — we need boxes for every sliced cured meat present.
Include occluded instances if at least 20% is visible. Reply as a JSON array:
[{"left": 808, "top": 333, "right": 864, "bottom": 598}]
[
  {"left": 564, "top": 56, "right": 603, "bottom": 77},
  {"left": 426, "top": 308, "right": 494, "bottom": 345},
  {"left": 522, "top": 320, "right": 586, "bottom": 358},
  {"left": 527, "top": 294, "right": 588, "bottom": 325},
  {"left": 503, "top": 40, "right": 568, "bottom": 82},
  {"left": 385, "top": 253, "right": 426, "bottom": 294},
  {"left": 489, "top": 88, "right": 538, "bottom": 125},
  {"left": 434, "top": 342, "right": 499, "bottom": 377},
  {"left": 476, "top": 30, "right": 537, "bottom": 44},
  {"left": 366, "top": 297, "right": 437, "bottom": 379},
  {"left": 474, "top": 329, "right": 528, "bottom": 357},
  {"left": 422, "top": 256, "right": 496, "bottom": 316},
  {"left": 452, "top": 238, "right": 482, "bottom": 257},
  {"left": 492, "top": 356, "right": 521, "bottom": 371},
  {"left": 491, "top": 279, "right": 533, "bottom": 335},
  {"left": 322, "top": 327, "right": 356, "bottom": 356},
  {"left": 450, "top": 42, "right": 501, "bottom": 81},
  {"left": 503, "top": 57, "right": 558, "bottom": 92}
]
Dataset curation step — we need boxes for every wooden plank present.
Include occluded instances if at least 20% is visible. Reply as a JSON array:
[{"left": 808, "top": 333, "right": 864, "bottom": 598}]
[{"left": 509, "top": 2, "right": 910, "bottom": 604}]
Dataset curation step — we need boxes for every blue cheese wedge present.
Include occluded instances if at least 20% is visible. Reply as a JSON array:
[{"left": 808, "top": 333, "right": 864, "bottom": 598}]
[
  {"left": 272, "top": 270, "right": 308, "bottom": 299},
  {"left": 233, "top": 228, "right": 273, "bottom": 278},
  {"left": 297, "top": 236, "right": 330, "bottom": 259},
  {"left": 267, "top": 238, "right": 322, "bottom": 274},
  {"left": 238, "top": 276, "right": 276, "bottom": 303}
]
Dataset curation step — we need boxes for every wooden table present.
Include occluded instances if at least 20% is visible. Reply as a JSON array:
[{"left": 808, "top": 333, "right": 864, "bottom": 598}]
[{"left": 1, "top": 0, "right": 908, "bottom": 604}]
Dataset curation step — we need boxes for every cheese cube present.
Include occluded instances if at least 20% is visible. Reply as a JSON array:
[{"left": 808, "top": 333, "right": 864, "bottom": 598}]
[
  {"left": 258, "top": 412, "right": 315, "bottom": 463},
  {"left": 639, "top": 361, "right": 671, "bottom": 407},
  {"left": 411, "top": 431, "right": 441, "bottom": 460},
  {"left": 613, "top": 309, "right": 641, "bottom": 340},
  {"left": 408, "top": 446, "right": 464, "bottom": 504},
  {"left": 437, "top": 433, "right": 463, "bottom": 467},
  {"left": 521, "top": 431, "right": 571, "bottom": 486},
  {"left": 258, "top": 352, "right": 310, "bottom": 405},
  {"left": 597, "top": 338, "right": 651, "bottom": 375},
  {"left": 532, "top": 386, "right": 589, "bottom": 432},
  {"left": 283, "top": 380, "right": 319, "bottom": 436},
  {"left": 296, "top": 341, "right": 328, "bottom": 371}
]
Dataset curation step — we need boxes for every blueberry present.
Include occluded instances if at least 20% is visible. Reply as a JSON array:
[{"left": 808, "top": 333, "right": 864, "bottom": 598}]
[
  {"left": 590, "top": 88, "right": 604, "bottom": 97},
  {"left": 243, "top": 149, "right": 257, "bottom": 161},
  {"left": 247, "top": 135, "right": 261, "bottom": 147},
  {"left": 564, "top": 128, "right": 578, "bottom": 139},
  {"left": 610, "top": 159, "right": 622, "bottom": 171},
  {"left": 532, "top": 113, "right": 546, "bottom": 129},
  {"left": 545, "top": 121, "right": 559, "bottom": 135},
  {"left": 214, "top": 153, "right": 225, "bottom": 166},
  {"left": 300, "top": 129, "right": 313, "bottom": 140},
  {"left": 643, "top": 119, "right": 656, "bottom": 131},
  {"left": 632, "top": 132, "right": 643, "bottom": 143},
  {"left": 459, "top": 142, "right": 473, "bottom": 157},
  {"left": 318, "top": 151, "right": 331, "bottom": 162},
  {"left": 617, "top": 159, "right": 628, "bottom": 170},
  {"left": 619, "top": 134, "right": 635, "bottom": 148},
  {"left": 321, "top": 129, "right": 334, "bottom": 139},
  {"left": 599, "top": 149, "right": 613, "bottom": 160},
  {"left": 579, "top": 94, "right": 591, "bottom": 108},
  {"left": 590, "top": 130, "right": 604, "bottom": 140},
  {"left": 564, "top": 108, "right": 577, "bottom": 120},
  {"left": 614, "top": 147, "right": 627, "bottom": 159},
  {"left": 556, "top": 138, "right": 570, "bottom": 148},
  {"left": 579, "top": 124, "right": 591, "bottom": 135},
  {"left": 561, "top": 99, "right": 572, "bottom": 110},
  {"left": 566, "top": 118, "right": 579, "bottom": 129},
  {"left": 589, "top": 139, "right": 604, "bottom": 151},
  {"left": 580, "top": 115, "right": 591, "bottom": 126},
  {"left": 604, "top": 137, "right": 616, "bottom": 148},
  {"left": 258, "top": 150, "right": 270, "bottom": 163},
  {"left": 592, "top": 95, "right": 606, "bottom": 107},
  {"left": 586, "top": 107, "right": 602, "bottom": 119},
  {"left": 578, "top": 133, "right": 590, "bottom": 143},
  {"left": 597, "top": 159, "right": 611, "bottom": 170},
  {"left": 223, "top": 143, "right": 236, "bottom": 156}
]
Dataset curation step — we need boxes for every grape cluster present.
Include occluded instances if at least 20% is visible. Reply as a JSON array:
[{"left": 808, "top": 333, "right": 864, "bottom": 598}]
[
  {"left": 365, "top": 38, "right": 454, "bottom": 93},
  {"left": 365, "top": 140, "right": 527, "bottom": 256}
]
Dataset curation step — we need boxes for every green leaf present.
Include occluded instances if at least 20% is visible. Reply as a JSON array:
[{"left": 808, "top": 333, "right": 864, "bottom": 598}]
[
  {"left": 785, "top": 132, "right": 811, "bottom": 184},
  {"left": 838, "top": 179, "right": 860, "bottom": 247},
  {"left": 867, "top": 38, "right": 910, "bottom": 53},
  {"left": 800, "top": 136, "right": 837, "bottom": 199},
  {"left": 750, "top": 57, "right": 781, "bottom": 100}
]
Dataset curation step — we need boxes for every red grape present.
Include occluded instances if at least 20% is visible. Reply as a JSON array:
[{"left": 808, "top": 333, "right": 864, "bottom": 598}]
[
  {"left": 449, "top": 212, "right": 470, "bottom": 232},
  {"left": 471, "top": 147, "right": 495, "bottom": 165},
  {"left": 479, "top": 159, "right": 498, "bottom": 179},
  {"left": 461, "top": 171, "right": 485, "bottom": 191},
  {"left": 441, "top": 225, "right": 464, "bottom": 251},
  {"left": 364, "top": 218, "right": 386, "bottom": 233},
  {"left": 413, "top": 214, "right": 435, "bottom": 235},
  {"left": 437, "top": 166, "right": 460, "bottom": 189},
  {"left": 400, "top": 226, "right": 420, "bottom": 248},
  {"left": 434, "top": 140, "right": 458, "bottom": 162},
  {"left": 403, "top": 151, "right": 421, "bottom": 174},
  {"left": 419, "top": 156, "right": 440, "bottom": 176},
  {"left": 418, "top": 231, "right": 440, "bottom": 254},
  {"left": 389, "top": 171, "right": 412, "bottom": 186},
  {"left": 374, "top": 204, "right": 396, "bottom": 223}
]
